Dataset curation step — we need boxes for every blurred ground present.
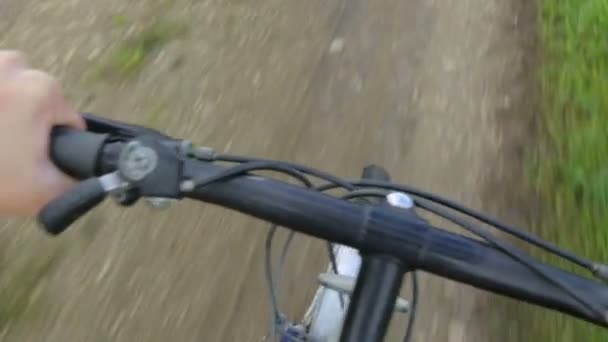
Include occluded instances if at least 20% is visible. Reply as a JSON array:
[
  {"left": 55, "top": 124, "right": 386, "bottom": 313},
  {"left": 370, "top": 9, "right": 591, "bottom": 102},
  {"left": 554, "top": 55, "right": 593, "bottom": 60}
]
[{"left": 0, "top": 0, "right": 534, "bottom": 341}]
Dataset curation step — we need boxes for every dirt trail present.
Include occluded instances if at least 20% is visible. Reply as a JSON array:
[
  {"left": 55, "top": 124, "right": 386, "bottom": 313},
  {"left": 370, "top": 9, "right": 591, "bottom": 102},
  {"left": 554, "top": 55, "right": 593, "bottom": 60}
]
[{"left": 0, "top": 0, "right": 533, "bottom": 341}]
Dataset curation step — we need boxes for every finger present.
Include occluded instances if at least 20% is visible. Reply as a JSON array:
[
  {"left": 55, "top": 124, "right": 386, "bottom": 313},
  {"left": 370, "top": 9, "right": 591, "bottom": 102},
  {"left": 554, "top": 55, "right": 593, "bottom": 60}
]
[
  {"left": 17, "top": 69, "right": 85, "bottom": 130},
  {"left": 0, "top": 50, "right": 27, "bottom": 76},
  {"left": 43, "top": 75, "right": 86, "bottom": 129}
]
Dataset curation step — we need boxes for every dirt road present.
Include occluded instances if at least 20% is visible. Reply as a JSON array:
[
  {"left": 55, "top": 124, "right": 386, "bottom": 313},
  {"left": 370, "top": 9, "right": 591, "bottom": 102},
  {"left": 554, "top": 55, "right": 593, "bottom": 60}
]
[{"left": 0, "top": 0, "right": 534, "bottom": 340}]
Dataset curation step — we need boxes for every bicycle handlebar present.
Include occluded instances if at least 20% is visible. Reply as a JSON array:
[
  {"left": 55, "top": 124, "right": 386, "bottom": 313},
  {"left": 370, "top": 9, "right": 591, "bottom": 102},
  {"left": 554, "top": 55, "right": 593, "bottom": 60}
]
[
  {"left": 182, "top": 157, "right": 608, "bottom": 326},
  {"left": 43, "top": 124, "right": 608, "bottom": 328}
]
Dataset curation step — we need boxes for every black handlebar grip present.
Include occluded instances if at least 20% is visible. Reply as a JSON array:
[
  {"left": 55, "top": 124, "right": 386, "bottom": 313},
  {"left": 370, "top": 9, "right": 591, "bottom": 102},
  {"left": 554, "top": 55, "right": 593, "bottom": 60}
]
[
  {"left": 50, "top": 127, "right": 109, "bottom": 179},
  {"left": 38, "top": 178, "right": 107, "bottom": 235}
]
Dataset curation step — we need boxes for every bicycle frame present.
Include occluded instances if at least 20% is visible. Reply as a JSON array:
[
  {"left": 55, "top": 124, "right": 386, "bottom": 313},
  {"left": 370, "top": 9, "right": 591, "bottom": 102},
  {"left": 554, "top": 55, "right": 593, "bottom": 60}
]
[{"left": 304, "top": 244, "right": 361, "bottom": 341}]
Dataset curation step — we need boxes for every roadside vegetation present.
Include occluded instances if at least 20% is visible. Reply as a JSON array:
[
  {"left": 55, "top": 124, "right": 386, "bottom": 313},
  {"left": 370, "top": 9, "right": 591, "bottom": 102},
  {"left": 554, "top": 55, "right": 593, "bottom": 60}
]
[
  {"left": 96, "top": 16, "right": 187, "bottom": 80},
  {"left": 533, "top": 0, "right": 608, "bottom": 340}
]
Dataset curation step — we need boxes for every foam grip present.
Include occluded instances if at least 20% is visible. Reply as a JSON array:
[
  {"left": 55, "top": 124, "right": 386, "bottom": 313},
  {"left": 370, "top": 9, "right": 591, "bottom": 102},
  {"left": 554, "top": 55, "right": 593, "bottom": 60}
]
[{"left": 50, "top": 127, "right": 108, "bottom": 179}]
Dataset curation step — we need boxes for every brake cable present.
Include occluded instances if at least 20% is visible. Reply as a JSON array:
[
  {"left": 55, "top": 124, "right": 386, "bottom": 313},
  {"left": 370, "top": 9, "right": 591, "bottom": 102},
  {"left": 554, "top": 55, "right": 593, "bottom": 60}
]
[
  {"left": 215, "top": 154, "right": 356, "bottom": 191},
  {"left": 415, "top": 198, "right": 606, "bottom": 321}
]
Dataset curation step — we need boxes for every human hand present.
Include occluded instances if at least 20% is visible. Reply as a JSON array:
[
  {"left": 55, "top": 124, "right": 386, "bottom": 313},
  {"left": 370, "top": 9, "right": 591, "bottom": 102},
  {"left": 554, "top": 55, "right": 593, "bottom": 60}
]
[{"left": 0, "top": 50, "right": 85, "bottom": 216}]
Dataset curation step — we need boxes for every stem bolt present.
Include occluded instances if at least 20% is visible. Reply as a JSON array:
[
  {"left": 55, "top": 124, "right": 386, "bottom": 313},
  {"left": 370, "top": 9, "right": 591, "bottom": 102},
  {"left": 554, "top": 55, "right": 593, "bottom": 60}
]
[
  {"left": 180, "top": 180, "right": 196, "bottom": 192},
  {"left": 386, "top": 192, "right": 414, "bottom": 209}
]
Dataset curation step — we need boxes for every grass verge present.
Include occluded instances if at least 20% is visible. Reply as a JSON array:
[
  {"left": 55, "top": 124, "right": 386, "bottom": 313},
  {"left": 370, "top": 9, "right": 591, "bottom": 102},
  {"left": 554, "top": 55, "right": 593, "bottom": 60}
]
[{"left": 532, "top": 0, "right": 608, "bottom": 340}]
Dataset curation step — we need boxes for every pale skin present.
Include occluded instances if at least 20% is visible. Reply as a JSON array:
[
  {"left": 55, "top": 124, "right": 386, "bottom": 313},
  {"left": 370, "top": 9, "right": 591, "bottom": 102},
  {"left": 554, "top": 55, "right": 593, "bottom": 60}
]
[{"left": 0, "top": 50, "right": 85, "bottom": 216}]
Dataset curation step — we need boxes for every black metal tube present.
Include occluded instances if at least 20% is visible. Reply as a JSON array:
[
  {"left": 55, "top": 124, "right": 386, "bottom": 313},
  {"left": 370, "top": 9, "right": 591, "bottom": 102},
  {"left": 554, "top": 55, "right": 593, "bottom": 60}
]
[
  {"left": 340, "top": 255, "right": 404, "bottom": 342},
  {"left": 182, "top": 159, "right": 608, "bottom": 327}
]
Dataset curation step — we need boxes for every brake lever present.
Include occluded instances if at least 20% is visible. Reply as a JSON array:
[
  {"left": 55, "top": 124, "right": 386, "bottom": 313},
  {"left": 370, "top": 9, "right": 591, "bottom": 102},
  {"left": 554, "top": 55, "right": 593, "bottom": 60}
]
[
  {"left": 38, "top": 172, "right": 125, "bottom": 235},
  {"left": 39, "top": 128, "right": 186, "bottom": 235}
]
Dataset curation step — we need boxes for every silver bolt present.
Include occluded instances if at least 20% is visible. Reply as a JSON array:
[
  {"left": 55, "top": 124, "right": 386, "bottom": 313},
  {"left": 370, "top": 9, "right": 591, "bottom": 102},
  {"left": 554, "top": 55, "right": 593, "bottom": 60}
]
[
  {"left": 386, "top": 192, "right": 414, "bottom": 209},
  {"left": 119, "top": 141, "right": 158, "bottom": 181},
  {"left": 180, "top": 180, "right": 196, "bottom": 192}
]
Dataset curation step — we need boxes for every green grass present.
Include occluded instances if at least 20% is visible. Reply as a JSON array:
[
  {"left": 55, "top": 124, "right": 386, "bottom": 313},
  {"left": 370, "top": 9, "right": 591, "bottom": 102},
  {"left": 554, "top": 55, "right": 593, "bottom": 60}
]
[
  {"left": 533, "top": 0, "right": 608, "bottom": 340},
  {"left": 97, "top": 18, "right": 187, "bottom": 79}
]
